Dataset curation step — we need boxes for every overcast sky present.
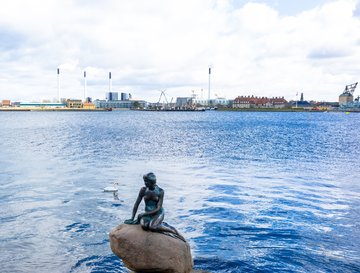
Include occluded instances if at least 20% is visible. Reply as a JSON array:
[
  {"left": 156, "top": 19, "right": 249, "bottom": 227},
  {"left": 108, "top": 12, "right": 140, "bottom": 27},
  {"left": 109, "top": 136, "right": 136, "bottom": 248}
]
[{"left": 1, "top": 0, "right": 360, "bottom": 102}]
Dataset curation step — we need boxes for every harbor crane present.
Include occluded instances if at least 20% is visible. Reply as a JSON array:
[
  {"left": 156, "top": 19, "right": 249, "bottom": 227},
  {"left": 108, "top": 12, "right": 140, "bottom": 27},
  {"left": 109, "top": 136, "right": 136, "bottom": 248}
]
[
  {"left": 342, "top": 82, "right": 358, "bottom": 96},
  {"left": 157, "top": 89, "right": 170, "bottom": 109},
  {"left": 157, "top": 89, "right": 169, "bottom": 104}
]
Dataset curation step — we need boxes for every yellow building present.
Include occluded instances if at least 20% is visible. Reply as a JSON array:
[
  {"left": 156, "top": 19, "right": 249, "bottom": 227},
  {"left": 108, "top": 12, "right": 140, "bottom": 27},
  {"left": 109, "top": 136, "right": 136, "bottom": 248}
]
[{"left": 83, "top": 102, "right": 96, "bottom": 109}]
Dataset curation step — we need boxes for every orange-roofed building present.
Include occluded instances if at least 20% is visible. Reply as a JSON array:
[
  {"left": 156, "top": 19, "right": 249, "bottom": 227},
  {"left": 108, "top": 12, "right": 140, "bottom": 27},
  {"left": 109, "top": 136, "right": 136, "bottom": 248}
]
[
  {"left": 1, "top": 100, "right": 11, "bottom": 107},
  {"left": 233, "top": 96, "right": 287, "bottom": 108}
]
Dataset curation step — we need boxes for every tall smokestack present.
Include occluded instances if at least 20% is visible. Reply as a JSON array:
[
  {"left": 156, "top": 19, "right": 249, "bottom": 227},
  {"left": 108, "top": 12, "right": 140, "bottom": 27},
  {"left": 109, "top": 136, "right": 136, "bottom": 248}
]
[
  {"left": 109, "top": 72, "right": 112, "bottom": 92},
  {"left": 57, "top": 68, "right": 60, "bottom": 102},
  {"left": 208, "top": 67, "right": 211, "bottom": 104},
  {"left": 84, "top": 71, "right": 87, "bottom": 102}
]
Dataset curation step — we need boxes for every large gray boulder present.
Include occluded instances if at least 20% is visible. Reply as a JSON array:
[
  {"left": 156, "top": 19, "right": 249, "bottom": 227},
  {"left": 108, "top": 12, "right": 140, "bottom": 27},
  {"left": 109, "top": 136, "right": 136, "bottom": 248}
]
[{"left": 109, "top": 224, "right": 193, "bottom": 273}]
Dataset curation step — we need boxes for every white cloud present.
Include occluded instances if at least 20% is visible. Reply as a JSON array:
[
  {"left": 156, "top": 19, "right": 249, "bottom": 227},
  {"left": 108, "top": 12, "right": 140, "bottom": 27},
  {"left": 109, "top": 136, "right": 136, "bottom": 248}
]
[{"left": 0, "top": 0, "right": 360, "bottom": 102}]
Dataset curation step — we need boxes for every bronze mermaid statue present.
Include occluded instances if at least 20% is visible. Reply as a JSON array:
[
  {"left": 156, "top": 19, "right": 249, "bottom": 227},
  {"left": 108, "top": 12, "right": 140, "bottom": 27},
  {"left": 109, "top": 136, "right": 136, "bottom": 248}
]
[{"left": 124, "top": 172, "right": 185, "bottom": 242}]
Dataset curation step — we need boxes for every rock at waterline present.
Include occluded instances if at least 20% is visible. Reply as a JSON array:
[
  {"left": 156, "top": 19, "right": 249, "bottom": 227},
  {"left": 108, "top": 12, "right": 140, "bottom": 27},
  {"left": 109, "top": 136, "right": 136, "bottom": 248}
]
[{"left": 109, "top": 224, "right": 193, "bottom": 273}]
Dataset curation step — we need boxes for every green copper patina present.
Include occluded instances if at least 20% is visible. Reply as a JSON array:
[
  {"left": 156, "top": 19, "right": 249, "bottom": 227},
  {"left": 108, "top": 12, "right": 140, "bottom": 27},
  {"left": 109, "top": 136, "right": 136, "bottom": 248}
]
[{"left": 124, "top": 172, "right": 185, "bottom": 241}]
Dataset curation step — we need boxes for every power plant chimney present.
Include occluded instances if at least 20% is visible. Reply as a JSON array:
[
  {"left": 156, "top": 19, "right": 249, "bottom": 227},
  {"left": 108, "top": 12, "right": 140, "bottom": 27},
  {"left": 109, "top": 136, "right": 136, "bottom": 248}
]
[
  {"left": 109, "top": 72, "right": 112, "bottom": 92},
  {"left": 208, "top": 67, "right": 211, "bottom": 105},
  {"left": 57, "top": 68, "right": 60, "bottom": 102},
  {"left": 84, "top": 71, "right": 87, "bottom": 102}
]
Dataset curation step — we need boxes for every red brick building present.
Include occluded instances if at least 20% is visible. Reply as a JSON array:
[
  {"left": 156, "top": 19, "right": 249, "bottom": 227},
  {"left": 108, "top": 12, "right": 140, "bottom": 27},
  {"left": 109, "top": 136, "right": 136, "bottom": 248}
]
[
  {"left": 233, "top": 96, "right": 287, "bottom": 108},
  {"left": 1, "top": 100, "right": 11, "bottom": 107}
]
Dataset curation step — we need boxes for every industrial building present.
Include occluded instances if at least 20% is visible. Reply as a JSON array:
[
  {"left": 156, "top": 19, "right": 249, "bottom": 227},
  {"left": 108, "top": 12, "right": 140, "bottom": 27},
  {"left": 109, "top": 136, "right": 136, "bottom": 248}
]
[
  {"left": 19, "top": 102, "right": 67, "bottom": 108},
  {"left": 94, "top": 91, "right": 146, "bottom": 109},
  {"left": 339, "top": 83, "right": 359, "bottom": 109},
  {"left": 106, "top": 92, "right": 118, "bottom": 101}
]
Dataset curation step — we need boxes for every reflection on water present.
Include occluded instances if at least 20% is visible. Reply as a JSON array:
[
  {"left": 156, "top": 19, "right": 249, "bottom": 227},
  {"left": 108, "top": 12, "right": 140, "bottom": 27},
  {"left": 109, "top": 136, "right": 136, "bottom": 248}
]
[{"left": 0, "top": 111, "right": 360, "bottom": 272}]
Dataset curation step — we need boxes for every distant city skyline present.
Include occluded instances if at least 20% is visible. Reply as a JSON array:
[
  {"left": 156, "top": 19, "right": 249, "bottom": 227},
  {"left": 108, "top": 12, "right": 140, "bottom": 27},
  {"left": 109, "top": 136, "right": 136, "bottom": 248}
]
[{"left": 1, "top": 0, "right": 360, "bottom": 102}]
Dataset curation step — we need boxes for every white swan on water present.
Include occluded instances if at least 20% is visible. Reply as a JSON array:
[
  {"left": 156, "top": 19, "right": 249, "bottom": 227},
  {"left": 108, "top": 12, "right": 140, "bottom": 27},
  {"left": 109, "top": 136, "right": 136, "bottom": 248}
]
[
  {"left": 103, "top": 182, "right": 120, "bottom": 200},
  {"left": 103, "top": 182, "right": 119, "bottom": 192}
]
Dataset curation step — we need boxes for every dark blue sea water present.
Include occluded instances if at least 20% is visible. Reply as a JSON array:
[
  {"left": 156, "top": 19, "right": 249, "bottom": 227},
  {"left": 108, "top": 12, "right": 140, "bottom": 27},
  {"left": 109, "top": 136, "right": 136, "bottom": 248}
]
[{"left": 1, "top": 111, "right": 360, "bottom": 273}]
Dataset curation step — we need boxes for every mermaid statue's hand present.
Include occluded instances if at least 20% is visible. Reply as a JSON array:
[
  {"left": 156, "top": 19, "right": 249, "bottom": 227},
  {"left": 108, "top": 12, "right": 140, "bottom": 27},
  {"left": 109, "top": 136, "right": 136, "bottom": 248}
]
[{"left": 124, "top": 218, "right": 139, "bottom": 225}]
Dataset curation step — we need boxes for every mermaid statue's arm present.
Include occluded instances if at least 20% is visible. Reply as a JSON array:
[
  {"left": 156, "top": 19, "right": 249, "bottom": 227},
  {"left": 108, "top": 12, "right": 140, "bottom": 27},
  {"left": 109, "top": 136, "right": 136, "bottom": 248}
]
[{"left": 124, "top": 187, "right": 146, "bottom": 224}]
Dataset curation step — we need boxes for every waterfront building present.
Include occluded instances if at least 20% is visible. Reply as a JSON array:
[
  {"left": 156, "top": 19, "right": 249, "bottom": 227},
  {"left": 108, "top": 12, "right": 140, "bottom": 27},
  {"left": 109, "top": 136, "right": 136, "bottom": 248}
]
[
  {"left": 337, "top": 83, "right": 359, "bottom": 109},
  {"left": 339, "top": 88, "right": 355, "bottom": 106},
  {"left": 106, "top": 92, "right": 118, "bottom": 101},
  {"left": 95, "top": 91, "right": 146, "bottom": 109},
  {"left": 339, "top": 97, "right": 360, "bottom": 109},
  {"left": 233, "top": 96, "right": 287, "bottom": 108},
  {"left": 290, "top": 93, "right": 312, "bottom": 109},
  {"left": 19, "top": 102, "right": 67, "bottom": 108},
  {"left": 121, "top": 93, "right": 130, "bottom": 101},
  {"left": 189, "top": 98, "right": 231, "bottom": 107},
  {"left": 1, "top": 100, "right": 11, "bottom": 107},
  {"left": 176, "top": 97, "right": 192, "bottom": 108},
  {"left": 66, "top": 99, "right": 83, "bottom": 108},
  {"left": 208, "top": 98, "right": 232, "bottom": 107},
  {"left": 147, "top": 102, "right": 176, "bottom": 110},
  {"left": 83, "top": 102, "right": 96, "bottom": 109},
  {"left": 313, "top": 101, "right": 339, "bottom": 110},
  {"left": 339, "top": 93, "right": 353, "bottom": 106},
  {"left": 271, "top": 97, "right": 288, "bottom": 108},
  {"left": 191, "top": 98, "right": 208, "bottom": 106},
  {"left": 94, "top": 99, "right": 146, "bottom": 109},
  {"left": 289, "top": 100, "right": 312, "bottom": 109}
]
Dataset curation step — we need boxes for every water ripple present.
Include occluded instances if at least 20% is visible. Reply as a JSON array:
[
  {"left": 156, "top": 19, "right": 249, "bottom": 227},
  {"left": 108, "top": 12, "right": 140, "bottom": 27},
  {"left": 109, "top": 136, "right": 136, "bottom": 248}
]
[{"left": 1, "top": 111, "right": 360, "bottom": 272}]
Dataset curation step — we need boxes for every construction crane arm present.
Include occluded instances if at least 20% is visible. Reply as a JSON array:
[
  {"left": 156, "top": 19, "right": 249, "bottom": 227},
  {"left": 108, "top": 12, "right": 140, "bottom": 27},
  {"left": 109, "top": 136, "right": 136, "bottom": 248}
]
[{"left": 343, "top": 82, "right": 358, "bottom": 95}]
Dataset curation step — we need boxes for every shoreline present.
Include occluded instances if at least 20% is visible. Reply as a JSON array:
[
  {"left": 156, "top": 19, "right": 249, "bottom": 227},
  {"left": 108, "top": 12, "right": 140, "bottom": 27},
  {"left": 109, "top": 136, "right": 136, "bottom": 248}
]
[
  {"left": 1, "top": 107, "right": 359, "bottom": 113},
  {"left": 0, "top": 107, "right": 112, "bottom": 112},
  {"left": 218, "top": 108, "right": 360, "bottom": 113}
]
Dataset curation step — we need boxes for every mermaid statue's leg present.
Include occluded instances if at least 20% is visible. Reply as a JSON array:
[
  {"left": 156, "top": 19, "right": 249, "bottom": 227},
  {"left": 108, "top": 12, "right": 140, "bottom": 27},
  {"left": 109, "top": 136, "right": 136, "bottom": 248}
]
[
  {"left": 149, "top": 212, "right": 186, "bottom": 242},
  {"left": 140, "top": 216, "right": 151, "bottom": 230}
]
